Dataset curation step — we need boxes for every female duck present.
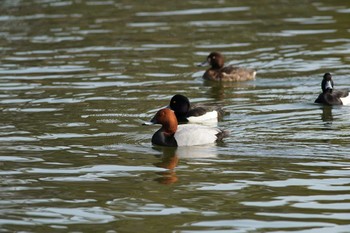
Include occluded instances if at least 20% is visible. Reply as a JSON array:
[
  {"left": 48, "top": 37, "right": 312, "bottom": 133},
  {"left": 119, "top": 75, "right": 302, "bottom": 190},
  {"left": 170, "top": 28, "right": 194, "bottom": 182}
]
[
  {"left": 199, "top": 52, "right": 256, "bottom": 81},
  {"left": 150, "top": 108, "right": 227, "bottom": 147},
  {"left": 168, "top": 94, "right": 223, "bottom": 123},
  {"left": 315, "top": 73, "right": 350, "bottom": 105}
]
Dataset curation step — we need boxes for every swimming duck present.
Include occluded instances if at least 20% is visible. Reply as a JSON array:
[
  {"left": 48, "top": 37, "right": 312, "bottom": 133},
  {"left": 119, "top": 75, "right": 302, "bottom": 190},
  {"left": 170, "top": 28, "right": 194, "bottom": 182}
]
[
  {"left": 199, "top": 52, "right": 256, "bottom": 81},
  {"left": 314, "top": 73, "right": 350, "bottom": 105},
  {"left": 168, "top": 94, "right": 223, "bottom": 123},
  {"left": 149, "top": 108, "right": 227, "bottom": 147}
]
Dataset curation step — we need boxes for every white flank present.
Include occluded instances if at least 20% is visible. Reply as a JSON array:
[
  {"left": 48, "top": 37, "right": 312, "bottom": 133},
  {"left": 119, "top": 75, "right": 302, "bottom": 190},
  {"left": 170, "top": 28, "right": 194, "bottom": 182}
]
[
  {"left": 187, "top": 110, "right": 218, "bottom": 123},
  {"left": 340, "top": 95, "right": 350, "bottom": 105},
  {"left": 174, "top": 124, "right": 221, "bottom": 146}
]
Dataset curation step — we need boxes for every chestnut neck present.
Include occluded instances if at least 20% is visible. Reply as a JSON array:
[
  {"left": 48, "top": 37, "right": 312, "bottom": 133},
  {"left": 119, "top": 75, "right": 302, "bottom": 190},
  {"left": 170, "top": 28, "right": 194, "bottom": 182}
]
[{"left": 162, "top": 117, "right": 178, "bottom": 136}]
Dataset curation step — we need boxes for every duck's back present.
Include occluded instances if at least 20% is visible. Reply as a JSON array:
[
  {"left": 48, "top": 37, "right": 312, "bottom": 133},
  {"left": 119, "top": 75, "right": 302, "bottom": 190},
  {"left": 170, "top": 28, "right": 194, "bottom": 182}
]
[
  {"left": 203, "top": 66, "right": 256, "bottom": 81},
  {"left": 315, "top": 92, "right": 343, "bottom": 105},
  {"left": 334, "top": 89, "right": 349, "bottom": 98}
]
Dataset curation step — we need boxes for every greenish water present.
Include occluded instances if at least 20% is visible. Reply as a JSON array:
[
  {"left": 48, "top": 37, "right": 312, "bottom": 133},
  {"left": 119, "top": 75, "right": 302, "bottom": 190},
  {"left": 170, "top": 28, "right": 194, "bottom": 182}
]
[{"left": 0, "top": 0, "right": 350, "bottom": 232}]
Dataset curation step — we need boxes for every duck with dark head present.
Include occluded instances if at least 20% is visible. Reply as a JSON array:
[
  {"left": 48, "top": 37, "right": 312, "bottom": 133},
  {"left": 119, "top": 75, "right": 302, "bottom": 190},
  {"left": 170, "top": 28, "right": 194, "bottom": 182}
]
[
  {"left": 199, "top": 52, "right": 256, "bottom": 82},
  {"left": 168, "top": 94, "right": 223, "bottom": 124},
  {"left": 315, "top": 73, "right": 350, "bottom": 105}
]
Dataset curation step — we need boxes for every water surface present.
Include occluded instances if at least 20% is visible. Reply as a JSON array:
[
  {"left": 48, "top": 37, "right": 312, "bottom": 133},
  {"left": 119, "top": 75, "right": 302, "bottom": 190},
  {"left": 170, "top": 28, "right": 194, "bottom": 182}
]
[{"left": 0, "top": 0, "right": 350, "bottom": 232}]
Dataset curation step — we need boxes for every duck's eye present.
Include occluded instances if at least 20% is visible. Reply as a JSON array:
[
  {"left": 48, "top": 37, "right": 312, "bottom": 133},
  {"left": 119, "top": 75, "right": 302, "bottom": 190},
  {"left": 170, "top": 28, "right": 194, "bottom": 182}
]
[
  {"left": 172, "top": 101, "right": 176, "bottom": 104},
  {"left": 212, "top": 56, "right": 216, "bottom": 59}
]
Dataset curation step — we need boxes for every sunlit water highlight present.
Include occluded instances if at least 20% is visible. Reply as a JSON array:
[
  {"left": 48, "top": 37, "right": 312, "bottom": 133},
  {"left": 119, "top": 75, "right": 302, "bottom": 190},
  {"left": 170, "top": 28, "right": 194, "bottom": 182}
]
[{"left": 0, "top": 0, "right": 350, "bottom": 232}]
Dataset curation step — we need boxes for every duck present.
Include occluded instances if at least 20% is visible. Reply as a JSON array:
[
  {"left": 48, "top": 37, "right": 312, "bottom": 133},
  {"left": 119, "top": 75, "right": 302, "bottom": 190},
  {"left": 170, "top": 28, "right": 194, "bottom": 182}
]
[
  {"left": 168, "top": 94, "right": 223, "bottom": 123},
  {"left": 198, "top": 51, "right": 256, "bottom": 81},
  {"left": 149, "top": 108, "right": 227, "bottom": 147},
  {"left": 314, "top": 73, "right": 350, "bottom": 105}
]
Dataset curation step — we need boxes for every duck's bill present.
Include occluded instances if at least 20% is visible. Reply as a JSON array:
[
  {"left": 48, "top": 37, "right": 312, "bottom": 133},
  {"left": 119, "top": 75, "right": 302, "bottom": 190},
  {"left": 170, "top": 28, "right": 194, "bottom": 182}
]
[
  {"left": 143, "top": 106, "right": 171, "bottom": 126},
  {"left": 143, "top": 115, "right": 159, "bottom": 125},
  {"left": 142, "top": 121, "right": 155, "bottom": 126},
  {"left": 197, "top": 60, "right": 209, "bottom": 67}
]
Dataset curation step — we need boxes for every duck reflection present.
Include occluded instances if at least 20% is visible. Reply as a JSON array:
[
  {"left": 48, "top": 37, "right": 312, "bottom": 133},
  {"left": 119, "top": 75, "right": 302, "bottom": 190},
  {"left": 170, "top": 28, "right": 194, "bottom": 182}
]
[
  {"left": 153, "top": 145, "right": 219, "bottom": 185},
  {"left": 153, "top": 147, "right": 179, "bottom": 185},
  {"left": 175, "top": 145, "right": 219, "bottom": 158},
  {"left": 203, "top": 80, "right": 255, "bottom": 101},
  {"left": 321, "top": 105, "right": 333, "bottom": 126},
  {"left": 204, "top": 80, "right": 226, "bottom": 100}
]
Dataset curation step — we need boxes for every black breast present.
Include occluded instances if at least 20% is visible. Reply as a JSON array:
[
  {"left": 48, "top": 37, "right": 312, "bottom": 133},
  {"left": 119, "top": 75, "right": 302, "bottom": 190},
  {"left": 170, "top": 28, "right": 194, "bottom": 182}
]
[{"left": 152, "top": 129, "right": 178, "bottom": 147}]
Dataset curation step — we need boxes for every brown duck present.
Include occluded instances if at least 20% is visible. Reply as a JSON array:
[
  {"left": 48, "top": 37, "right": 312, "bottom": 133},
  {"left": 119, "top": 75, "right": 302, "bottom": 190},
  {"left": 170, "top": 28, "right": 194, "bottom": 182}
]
[{"left": 199, "top": 52, "right": 256, "bottom": 82}]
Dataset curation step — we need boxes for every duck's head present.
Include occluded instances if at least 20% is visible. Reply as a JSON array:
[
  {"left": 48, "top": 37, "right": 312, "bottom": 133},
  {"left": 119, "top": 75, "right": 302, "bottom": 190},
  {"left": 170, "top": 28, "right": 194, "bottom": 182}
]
[
  {"left": 169, "top": 94, "right": 190, "bottom": 116},
  {"left": 150, "top": 108, "right": 178, "bottom": 133},
  {"left": 199, "top": 52, "right": 225, "bottom": 69},
  {"left": 321, "top": 72, "right": 334, "bottom": 93}
]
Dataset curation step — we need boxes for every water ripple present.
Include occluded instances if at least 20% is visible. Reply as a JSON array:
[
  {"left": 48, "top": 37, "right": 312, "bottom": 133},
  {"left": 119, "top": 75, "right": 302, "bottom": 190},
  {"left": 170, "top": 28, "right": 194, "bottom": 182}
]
[
  {"left": 0, "top": 207, "right": 116, "bottom": 225},
  {"left": 136, "top": 7, "right": 250, "bottom": 16},
  {"left": 1, "top": 1, "right": 350, "bottom": 232}
]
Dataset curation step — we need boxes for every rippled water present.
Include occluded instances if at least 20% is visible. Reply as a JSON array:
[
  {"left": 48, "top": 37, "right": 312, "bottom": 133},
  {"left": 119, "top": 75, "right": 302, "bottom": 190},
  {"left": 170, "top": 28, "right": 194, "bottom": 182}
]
[{"left": 1, "top": 0, "right": 350, "bottom": 232}]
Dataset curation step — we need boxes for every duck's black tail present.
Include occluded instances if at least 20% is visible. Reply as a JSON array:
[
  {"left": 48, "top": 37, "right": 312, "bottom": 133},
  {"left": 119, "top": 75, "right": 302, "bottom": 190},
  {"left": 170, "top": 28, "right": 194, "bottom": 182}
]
[{"left": 216, "top": 129, "right": 229, "bottom": 142}]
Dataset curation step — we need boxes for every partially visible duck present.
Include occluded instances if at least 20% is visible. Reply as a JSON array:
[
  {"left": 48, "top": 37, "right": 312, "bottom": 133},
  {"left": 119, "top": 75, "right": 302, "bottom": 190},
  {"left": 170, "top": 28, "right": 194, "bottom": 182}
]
[
  {"left": 149, "top": 108, "right": 227, "bottom": 147},
  {"left": 199, "top": 52, "right": 256, "bottom": 81},
  {"left": 168, "top": 94, "right": 223, "bottom": 123},
  {"left": 315, "top": 73, "right": 350, "bottom": 105}
]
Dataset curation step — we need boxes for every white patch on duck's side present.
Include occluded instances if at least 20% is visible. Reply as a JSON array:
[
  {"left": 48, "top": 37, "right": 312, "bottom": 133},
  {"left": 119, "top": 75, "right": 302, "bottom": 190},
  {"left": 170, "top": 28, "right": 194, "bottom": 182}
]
[
  {"left": 174, "top": 124, "right": 221, "bottom": 146},
  {"left": 187, "top": 110, "right": 218, "bottom": 123},
  {"left": 340, "top": 95, "right": 350, "bottom": 105}
]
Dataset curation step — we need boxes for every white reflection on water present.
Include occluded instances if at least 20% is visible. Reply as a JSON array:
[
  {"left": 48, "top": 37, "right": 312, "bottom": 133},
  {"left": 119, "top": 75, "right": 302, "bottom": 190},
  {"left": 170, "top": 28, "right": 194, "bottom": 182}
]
[
  {"left": 0, "top": 0, "right": 350, "bottom": 232},
  {"left": 0, "top": 136, "right": 38, "bottom": 142},
  {"left": 284, "top": 16, "right": 336, "bottom": 24},
  {"left": 30, "top": 35, "right": 84, "bottom": 43},
  {"left": 136, "top": 7, "right": 250, "bottom": 16},
  {"left": 293, "top": 202, "right": 350, "bottom": 210},
  {"left": 176, "top": 146, "right": 218, "bottom": 158},
  {"left": 0, "top": 66, "right": 91, "bottom": 74},
  {"left": 107, "top": 198, "right": 194, "bottom": 216},
  {"left": 4, "top": 108, "right": 62, "bottom": 112},
  {"left": 258, "top": 212, "right": 350, "bottom": 220},
  {"left": 26, "top": 164, "right": 165, "bottom": 174},
  {"left": 0, "top": 198, "right": 95, "bottom": 205},
  {"left": 187, "top": 219, "right": 340, "bottom": 231},
  {"left": 197, "top": 182, "right": 247, "bottom": 191},
  {"left": 27, "top": 165, "right": 167, "bottom": 182},
  {"left": 152, "top": 146, "right": 220, "bottom": 184},
  {"left": 0, "top": 156, "right": 43, "bottom": 162},
  {"left": 189, "top": 20, "right": 252, "bottom": 27},
  {"left": 237, "top": 178, "right": 350, "bottom": 191},
  {"left": 258, "top": 29, "right": 337, "bottom": 37},
  {"left": 242, "top": 194, "right": 350, "bottom": 207},
  {"left": 0, "top": 207, "right": 116, "bottom": 225},
  {"left": 195, "top": 43, "right": 250, "bottom": 49},
  {"left": 127, "top": 22, "right": 167, "bottom": 27}
]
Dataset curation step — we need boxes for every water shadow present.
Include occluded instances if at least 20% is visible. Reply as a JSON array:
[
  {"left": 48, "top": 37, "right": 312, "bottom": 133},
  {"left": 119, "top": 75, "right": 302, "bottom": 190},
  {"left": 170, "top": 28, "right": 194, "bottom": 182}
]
[
  {"left": 153, "top": 147, "right": 179, "bottom": 185},
  {"left": 320, "top": 105, "right": 333, "bottom": 127},
  {"left": 203, "top": 80, "right": 255, "bottom": 101},
  {"left": 153, "top": 145, "right": 219, "bottom": 184}
]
